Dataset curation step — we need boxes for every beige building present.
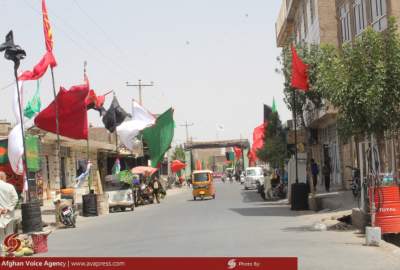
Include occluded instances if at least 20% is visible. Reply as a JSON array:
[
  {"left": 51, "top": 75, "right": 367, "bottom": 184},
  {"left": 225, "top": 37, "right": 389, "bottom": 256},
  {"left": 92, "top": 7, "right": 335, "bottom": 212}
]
[{"left": 276, "top": 0, "right": 400, "bottom": 192}]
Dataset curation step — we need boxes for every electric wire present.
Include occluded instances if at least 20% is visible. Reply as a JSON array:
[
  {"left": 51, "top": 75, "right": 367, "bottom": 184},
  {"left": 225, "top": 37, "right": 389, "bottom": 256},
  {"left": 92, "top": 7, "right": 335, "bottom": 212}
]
[{"left": 20, "top": 0, "right": 134, "bottom": 80}]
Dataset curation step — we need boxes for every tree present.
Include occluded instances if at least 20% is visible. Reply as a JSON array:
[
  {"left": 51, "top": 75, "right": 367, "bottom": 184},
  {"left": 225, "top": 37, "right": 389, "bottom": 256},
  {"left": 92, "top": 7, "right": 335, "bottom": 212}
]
[
  {"left": 257, "top": 112, "right": 287, "bottom": 170},
  {"left": 172, "top": 145, "right": 185, "bottom": 161}
]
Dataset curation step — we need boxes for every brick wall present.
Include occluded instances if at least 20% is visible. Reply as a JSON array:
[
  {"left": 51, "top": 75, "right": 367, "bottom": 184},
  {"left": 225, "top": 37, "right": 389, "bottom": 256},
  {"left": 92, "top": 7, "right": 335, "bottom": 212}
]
[{"left": 317, "top": 0, "right": 339, "bottom": 46}]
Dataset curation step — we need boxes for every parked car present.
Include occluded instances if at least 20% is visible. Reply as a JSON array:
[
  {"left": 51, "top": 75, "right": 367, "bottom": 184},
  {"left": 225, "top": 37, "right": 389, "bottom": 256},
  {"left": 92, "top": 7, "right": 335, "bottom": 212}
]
[
  {"left": 105, "top": 176, "right": 134, "bottom": 212},
  {"left": 244, "top": 167, "right": 264, "bottom": 190}
]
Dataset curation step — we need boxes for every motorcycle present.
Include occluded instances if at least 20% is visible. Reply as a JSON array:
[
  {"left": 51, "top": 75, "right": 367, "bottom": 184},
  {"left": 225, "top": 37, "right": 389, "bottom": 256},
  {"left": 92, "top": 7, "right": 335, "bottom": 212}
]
[
  {"left": 346, "top": 166, "right": 361, "bottom": 198},
  {"left": 137, "top": 183, "right": 154, "bottom": 205},
  {"left": 265, "top": 182, "right": 287, "bottom": 200},
  {"left": 54, "top": 201, "right": 77, "bottom": 228}
]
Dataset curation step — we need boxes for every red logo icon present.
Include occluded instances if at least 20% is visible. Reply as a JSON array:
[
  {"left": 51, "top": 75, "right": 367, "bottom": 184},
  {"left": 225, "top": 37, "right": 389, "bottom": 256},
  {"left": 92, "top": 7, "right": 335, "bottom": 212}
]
[{"left": 3, "top": 233, "right": 21, "bottom": 252}]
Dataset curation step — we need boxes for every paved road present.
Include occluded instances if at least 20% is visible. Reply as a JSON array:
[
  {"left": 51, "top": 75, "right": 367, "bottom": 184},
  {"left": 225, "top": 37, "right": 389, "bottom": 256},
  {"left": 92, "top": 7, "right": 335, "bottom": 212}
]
[{"left": 45, "top": 181, "right": 400, "bottom": 270}]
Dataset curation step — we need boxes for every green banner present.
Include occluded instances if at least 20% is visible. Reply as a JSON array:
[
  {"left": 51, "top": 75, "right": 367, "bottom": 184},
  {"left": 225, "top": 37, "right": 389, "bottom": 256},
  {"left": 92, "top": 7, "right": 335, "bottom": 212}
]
[
  {"left": 25, "top": 136, "right": 41, "bottom": 172},
  {"left": 0, "top": 139, "right": 8, "bottom": 165}
]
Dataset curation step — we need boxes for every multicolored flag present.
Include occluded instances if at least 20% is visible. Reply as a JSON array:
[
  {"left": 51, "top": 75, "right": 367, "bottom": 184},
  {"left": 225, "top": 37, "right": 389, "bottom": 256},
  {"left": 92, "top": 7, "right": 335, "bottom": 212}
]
[{"left": 0, "top": 139, "right": 9, "bottom": 165}]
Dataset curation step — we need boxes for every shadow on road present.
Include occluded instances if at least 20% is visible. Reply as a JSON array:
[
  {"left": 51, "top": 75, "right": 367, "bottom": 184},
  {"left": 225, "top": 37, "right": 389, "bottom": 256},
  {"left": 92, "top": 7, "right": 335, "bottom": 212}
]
[{"left": 240, "top": 189, "right": 264, "bottom": 203}]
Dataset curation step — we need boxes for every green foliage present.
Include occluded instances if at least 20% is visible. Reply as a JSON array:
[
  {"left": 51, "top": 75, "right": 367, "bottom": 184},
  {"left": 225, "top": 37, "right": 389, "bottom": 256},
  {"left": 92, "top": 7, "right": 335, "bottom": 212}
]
[
  {"left": 172, "top": 145, "right": 185, "bottom": 161},
  {"left": 257, "top": 112, "right": 287, "bottom": 169},
  {"left": 281, "top": 17, "right": 400, "bottom": 138}
]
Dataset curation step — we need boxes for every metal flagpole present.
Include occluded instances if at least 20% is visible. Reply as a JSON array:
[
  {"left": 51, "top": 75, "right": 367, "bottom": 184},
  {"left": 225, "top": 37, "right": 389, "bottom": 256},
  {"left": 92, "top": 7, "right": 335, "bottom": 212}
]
[
  {"left": 293, "top": 89, "right": 299, "bottom": 184},
  {"left": 84, "top": 61, "right": 92, "bottom": 191},
  {"left": 50, "top": 67, "right": 62, "bottom": 189},
  {"left": 13, "top": 68, "right": 30, "bottom": 201}
]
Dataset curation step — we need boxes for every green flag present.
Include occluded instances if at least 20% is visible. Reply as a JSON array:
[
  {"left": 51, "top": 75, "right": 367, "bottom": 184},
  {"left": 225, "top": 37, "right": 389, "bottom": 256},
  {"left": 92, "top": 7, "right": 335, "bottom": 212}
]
[
  {"left": 0, "top": 139, "right": 8, "bottom": 165},
  {"left": 24, "top": 80, "right": 41, "bottom": 119},
  {"left": 143, "top": 108, "right": 174, "bottom": 168},
  {"left": 272, "top": 97, "right": 277, "bottom": 113},
  {"left": 25, "top": 135, "right": 40, "bottom": 172}
]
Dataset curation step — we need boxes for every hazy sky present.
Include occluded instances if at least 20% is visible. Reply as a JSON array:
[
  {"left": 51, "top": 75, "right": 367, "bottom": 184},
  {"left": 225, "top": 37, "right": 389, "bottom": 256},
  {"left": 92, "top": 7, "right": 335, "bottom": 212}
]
[{"left": 0, "top": 0, "right": 289, "bottom": 145}]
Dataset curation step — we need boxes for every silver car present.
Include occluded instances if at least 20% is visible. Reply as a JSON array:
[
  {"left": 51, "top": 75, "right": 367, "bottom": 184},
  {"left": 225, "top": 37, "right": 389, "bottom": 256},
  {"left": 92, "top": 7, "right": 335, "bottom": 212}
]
[{"left": 244, "top": 167, "right": 264, "bottom": 190}]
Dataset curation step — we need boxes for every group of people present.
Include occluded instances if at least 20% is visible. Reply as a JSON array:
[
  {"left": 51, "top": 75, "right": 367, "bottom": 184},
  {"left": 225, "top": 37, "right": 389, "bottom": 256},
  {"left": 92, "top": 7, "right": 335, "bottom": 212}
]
[{"left": 310, "top": 158, "right": 332, "bottom": 192}]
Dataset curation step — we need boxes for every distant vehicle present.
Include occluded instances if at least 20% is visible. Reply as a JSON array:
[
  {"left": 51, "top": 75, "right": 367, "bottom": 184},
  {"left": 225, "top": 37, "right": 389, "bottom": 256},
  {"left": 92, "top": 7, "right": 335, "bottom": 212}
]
[
  {"left": 240, "top": 172, "right": 245, "bottom": 184},
  {"left": 212, "top": 172, "right": 223, "bottom": 179},
  {"left": 223, "top": 168, "right": 234, "bottom": 182},
  {"left": 244, "top": 167, "right": 264, "bottom": 190},
  {"left": 192, "top": 170, "right": 216, "bottom": 200},
  {"left": 105, "top": 177, "right": 135, "bottom": 212}
]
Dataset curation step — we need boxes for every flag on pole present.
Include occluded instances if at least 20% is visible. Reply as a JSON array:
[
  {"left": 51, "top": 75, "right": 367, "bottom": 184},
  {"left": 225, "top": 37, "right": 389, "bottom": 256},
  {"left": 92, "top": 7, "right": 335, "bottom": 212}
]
[
  {"left": 42, "top": 0, "right": 54, "bottom": 52},
  {"left": 24, "top": 80, "right": 41, "bottom": 119},
  {"left": 142, "top": 108, "right": 174, "bottom": 168},
  {"left": 102, "top": 96, "right": 130, "bottom": 133},
  {"left": 117, "top": 101, "right": 156, "bottom": 150},
  {"left": 233, "top": 147, "right": 242, "bottom": 160},
  {"left": 272, "top": 97, "right": 277, "bottom": 113},
  {"left": 263, "top": 104, "right": 272, "bottom": 123},
  {"left": 34, "top": 84, "right": 89, "bottom": 139},
  {"left": 0, "top": 139, "right": 9, "bottom": 165},
  {"left": 290, "top": 45, "right": 309, "bottom": 91}
]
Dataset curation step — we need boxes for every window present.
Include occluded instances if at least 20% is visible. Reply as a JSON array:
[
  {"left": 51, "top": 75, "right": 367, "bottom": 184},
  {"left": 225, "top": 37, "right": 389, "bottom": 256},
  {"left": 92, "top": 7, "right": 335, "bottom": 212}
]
[
  {"left": 370, "top": 0, "right": 387, "bottom": 31},
  {"left": 340, "top": 4, "right": 352, "bottom": 42},
  {"left": 354, "top": 0, "right": 367, "bottom": 35},
  {"left": 310, "top": 0, "right": 315, "bottom": 24}
]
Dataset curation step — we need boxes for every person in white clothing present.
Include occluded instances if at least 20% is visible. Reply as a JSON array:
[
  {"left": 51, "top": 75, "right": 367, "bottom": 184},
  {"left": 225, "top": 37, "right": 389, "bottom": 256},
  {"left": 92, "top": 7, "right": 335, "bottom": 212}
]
[{"left": 0, "top": 171, "right": 19, "bottom": 244}]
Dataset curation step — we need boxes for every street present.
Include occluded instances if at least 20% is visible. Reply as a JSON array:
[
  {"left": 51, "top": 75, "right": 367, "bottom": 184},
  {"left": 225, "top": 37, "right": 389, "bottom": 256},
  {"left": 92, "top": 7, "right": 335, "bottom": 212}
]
[{"left": 45, "top": 181, "right": 400, "bottom": 270}]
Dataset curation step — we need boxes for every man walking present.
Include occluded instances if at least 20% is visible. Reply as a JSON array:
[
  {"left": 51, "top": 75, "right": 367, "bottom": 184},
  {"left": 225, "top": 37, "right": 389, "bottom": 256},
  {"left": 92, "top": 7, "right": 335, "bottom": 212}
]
[
  {"left": 151, "top": 177, "right": 162, "bottom": 204},
  {"left": 310, "top": 159, "right": 319, "bottom": 192},
  {"left": 0, "top": 171, "right": 19, "bottom": 243}
]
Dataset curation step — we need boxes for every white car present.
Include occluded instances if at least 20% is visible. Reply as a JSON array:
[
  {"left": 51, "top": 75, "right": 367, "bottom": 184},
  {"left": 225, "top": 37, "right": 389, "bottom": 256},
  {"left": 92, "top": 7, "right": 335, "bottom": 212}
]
[{"left": 244, "top": 167, "right": 264, "bottom": 190}]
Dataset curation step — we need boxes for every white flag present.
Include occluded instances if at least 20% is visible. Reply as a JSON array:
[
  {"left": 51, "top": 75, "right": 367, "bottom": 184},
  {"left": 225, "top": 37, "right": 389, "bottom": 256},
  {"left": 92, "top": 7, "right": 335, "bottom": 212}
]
[
  {"left": 117, "top": 101, "right": 156, "bottom": 150},
  {"left": 8, "top": 124, "right": 24, "bottom": 175}
]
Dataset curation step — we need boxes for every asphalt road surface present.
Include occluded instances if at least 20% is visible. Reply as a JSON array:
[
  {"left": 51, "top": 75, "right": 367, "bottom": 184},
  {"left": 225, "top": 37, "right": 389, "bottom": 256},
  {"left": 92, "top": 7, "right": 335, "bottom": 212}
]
[{"left": 44, "top": 180, "right": 400, "bottom": 270}]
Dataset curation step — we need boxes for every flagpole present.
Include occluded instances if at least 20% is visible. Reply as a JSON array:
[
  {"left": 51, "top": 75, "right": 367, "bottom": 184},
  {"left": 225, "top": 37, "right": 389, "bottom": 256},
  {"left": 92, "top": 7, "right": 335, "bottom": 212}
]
[
  {"left": 293, "top": 89, "right": 299, "bottom": 184},
  {"left": 84, "top": 61, "right": 92, "bottom": 191},
  {"left": 50, "top": 67, "right": 62, "bottom": 190},
  {"left": 13, "top": 68, "right": 30, "bottom": 202}
]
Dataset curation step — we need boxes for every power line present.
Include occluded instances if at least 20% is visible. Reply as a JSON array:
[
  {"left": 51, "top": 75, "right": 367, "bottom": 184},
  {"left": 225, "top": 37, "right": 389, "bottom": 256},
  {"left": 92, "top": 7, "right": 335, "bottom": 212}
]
[
  {"left": 72, "top": 0, "right": 131, "bottom": 61},
  {"left": 21, "top": 0, "right": 134, "bottom": 79},
  {"left": 180, "top": 121, "right": 194, "bottom": 143}
]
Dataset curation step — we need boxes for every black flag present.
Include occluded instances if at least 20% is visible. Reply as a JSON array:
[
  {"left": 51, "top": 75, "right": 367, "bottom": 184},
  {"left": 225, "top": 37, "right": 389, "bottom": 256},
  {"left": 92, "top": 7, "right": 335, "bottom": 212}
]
[
  {"left": 263, "top": 104, "right": 272, "bottom": 123},
  {"left": 102, "top": 96, "right": 130, "bottom": 133}
]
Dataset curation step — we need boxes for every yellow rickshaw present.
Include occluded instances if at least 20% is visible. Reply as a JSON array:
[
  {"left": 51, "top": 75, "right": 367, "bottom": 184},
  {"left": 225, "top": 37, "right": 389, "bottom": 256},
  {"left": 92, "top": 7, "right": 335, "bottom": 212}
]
[{"left": 192, "top": 170, "right": 215, "bottom": 200}]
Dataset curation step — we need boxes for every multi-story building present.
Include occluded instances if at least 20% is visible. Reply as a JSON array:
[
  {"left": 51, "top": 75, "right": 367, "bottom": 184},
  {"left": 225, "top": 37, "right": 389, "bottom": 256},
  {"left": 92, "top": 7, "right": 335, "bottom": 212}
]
[
  {"left": 276, "top": 0, "right": 400, "bottom": 193},
  {"left": 276, "top": 0, "right": 343, "bottom": 191}
]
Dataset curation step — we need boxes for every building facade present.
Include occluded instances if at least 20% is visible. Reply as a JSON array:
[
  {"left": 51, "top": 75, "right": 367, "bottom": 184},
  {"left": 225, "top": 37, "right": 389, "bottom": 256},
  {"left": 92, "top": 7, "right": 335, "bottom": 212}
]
[{"left": 276, "top": 0, "right": 400, "bottom": 192}]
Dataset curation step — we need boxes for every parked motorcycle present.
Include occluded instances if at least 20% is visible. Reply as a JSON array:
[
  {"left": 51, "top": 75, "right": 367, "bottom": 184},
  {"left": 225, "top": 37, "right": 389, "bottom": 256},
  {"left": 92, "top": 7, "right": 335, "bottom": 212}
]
[
  {"left": 54, "top": 199, "right": 77, "bottom": 228},
  {"left": 265, "top": 182, "right": 287, "bottom": 200},
  {"left": 346, "top": 166, "right": 361, "bottom": 198}
]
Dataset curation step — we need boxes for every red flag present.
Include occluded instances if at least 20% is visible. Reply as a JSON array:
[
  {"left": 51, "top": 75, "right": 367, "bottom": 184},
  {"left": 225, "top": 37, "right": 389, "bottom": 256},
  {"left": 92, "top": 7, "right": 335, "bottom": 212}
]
[
  {"left": 171, "top": 160, "right": 186, "bottom": 173},
  {"left": 18, "top": 51, "right": 56, "bottom": 81},
  {"left": 195, "top": 160, "right": 202, "bottom": 170},
  {"left": 290, "top": 46, "right": 309, "bottom": 91},
  {"left": 85, "top": 90, "right": 105, "bottom": 109},
  {"left": 252, "top": 123, "right": 266, "bottom": 151},
  {"left": 34, "top": 84, "right": 89, "bottom": 140},
  {"left": 42, "top": 0, "right": 53, "bottom": 52},
  {"left": 233, "top": 147, "right": 242, "bottom": 160}
]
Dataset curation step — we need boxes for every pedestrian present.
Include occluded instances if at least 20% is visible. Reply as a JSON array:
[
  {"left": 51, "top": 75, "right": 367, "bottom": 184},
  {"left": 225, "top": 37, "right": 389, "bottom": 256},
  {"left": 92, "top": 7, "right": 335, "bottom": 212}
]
[
  {"left": 151, "top": 177, "right": 162, "bottom": 204},
  {"left": 310, "top": 159, "right": 319, "bottom": 192},
  {"left": 0, "top": 171, "right": 19, "bottom": 244},
  {"left": 322, "top": 159, "right": 331, "bottom": 192}
]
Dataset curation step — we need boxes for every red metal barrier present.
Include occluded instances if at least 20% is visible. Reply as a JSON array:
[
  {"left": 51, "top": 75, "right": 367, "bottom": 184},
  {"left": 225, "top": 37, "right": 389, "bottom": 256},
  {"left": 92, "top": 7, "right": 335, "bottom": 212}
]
[{"left": 369, "top": 185, "right": 400, "bottom": 234}]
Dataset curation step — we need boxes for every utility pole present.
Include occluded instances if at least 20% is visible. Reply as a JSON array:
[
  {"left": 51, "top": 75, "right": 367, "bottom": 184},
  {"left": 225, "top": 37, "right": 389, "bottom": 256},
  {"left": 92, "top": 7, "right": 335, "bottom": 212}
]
[
  {"left": 180, "top": 121, "right": 194, "bottom": 143},
  {"left": 126, "top": 79, "right": 154, "bottom": 105}
]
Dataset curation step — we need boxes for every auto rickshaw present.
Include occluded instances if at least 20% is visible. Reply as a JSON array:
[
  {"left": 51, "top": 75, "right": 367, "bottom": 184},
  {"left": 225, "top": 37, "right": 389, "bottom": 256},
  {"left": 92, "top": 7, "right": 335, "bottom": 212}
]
[{"left": 192, "top": 170, "right": 216, "bottom": 200}]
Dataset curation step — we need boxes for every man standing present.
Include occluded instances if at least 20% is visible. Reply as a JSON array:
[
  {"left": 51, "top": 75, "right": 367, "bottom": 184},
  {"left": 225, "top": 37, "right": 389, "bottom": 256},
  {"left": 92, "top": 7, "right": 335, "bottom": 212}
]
[
  {"left": 322, "top": 159, "right": 332, "bottom": 192},
  {"left": 0, "top": 171, "right": 19, "bottom": 243},
  {"left": 310, "top": 159, "right": 319, "bottom": 192}
]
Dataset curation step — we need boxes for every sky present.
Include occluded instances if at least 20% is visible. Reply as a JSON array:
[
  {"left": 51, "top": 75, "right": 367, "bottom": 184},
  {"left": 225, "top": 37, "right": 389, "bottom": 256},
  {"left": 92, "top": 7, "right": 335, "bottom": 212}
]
[{"left": 0, "top": 0, "right": 289, "bottom": 146}]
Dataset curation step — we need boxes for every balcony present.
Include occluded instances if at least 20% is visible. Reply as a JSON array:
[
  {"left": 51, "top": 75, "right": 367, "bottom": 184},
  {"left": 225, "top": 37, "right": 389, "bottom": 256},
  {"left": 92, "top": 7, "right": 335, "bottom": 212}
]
[
  {"left": 304, "top": 101, "right": 338, "bottom": 129},
  {"left": 276, "top": 0, "right": 299, "bottom": 47}
]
